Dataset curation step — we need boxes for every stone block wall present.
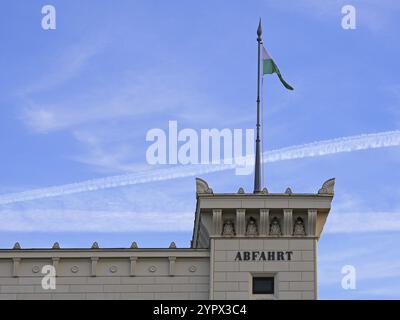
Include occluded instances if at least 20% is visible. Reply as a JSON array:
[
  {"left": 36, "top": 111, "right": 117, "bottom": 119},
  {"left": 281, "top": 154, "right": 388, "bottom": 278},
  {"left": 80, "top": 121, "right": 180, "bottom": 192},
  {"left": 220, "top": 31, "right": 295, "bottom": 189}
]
[
  {"left": 0, "top": 250, "right": 210, "bottom": 300},
  {"left": 210, "top": 238, "right": 316, "bottom": 300}
]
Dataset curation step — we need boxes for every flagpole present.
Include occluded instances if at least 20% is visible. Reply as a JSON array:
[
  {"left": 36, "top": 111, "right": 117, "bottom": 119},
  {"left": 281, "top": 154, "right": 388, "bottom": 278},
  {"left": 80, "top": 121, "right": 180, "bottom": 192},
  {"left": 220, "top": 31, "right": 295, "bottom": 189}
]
[{"left": 254, "top": 19, "right": 262, "bottom": 194}]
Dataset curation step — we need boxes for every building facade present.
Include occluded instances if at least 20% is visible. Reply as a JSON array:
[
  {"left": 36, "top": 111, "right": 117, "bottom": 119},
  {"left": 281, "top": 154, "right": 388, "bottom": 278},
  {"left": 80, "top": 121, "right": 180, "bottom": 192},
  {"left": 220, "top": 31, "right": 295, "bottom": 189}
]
[{"left": 0, "top": 178, "right": 334, "bottom": 300}]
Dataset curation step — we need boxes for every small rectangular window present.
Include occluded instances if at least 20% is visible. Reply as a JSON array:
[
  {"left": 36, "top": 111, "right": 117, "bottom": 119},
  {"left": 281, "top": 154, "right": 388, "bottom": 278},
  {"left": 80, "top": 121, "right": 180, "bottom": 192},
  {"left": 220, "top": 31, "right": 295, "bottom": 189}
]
[{"left": 252, "top": 277, "right": 274, "bottom": 295}]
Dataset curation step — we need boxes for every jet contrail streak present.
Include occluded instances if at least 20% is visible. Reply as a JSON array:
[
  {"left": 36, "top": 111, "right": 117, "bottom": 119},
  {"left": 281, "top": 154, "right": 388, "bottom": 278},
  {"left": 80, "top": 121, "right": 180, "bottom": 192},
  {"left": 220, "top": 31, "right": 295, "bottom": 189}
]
[{"left": 1, "top": 130, "right": 399, "bottom": 205}]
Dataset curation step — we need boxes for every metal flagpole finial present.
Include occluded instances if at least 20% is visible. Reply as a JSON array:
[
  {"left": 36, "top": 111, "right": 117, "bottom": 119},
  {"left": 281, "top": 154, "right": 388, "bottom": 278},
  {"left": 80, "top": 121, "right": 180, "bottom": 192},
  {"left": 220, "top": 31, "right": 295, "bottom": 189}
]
[{"left": 257, "top": 19, "right": 262, "bottom": 40}]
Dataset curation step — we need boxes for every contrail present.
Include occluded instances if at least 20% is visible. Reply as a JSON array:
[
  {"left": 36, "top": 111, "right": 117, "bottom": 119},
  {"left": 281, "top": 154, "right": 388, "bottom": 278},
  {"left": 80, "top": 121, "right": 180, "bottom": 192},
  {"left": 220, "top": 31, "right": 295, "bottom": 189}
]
[{"left": 0, "top": 130, "right": 399, "bottom": 205}]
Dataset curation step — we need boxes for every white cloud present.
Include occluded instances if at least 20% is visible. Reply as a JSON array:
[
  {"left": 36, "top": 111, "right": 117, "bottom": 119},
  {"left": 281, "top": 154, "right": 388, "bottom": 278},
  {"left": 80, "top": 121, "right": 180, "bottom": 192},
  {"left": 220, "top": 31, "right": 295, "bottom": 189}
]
[
  {"left": 355, "top": 286, "right": 400, "bottom": 298},
  {"left": 324, "top": 191, "right": 400, "bottom": 234},
  {"left": 19, "top": 67, "right": 225, "bottom": 134},
  {"left": 19, "top": 43, "right": 102, "bottom": 96},
  {"left": 325, "top": 211, "right": 400, "bottom": 233},
  {"left": 70, "top": 130, "right": 152, "bottom": 173},
  {"left": 0, "top": 209, "right": 193, "bottom": 232},
  {"left": 319, "top": 247, "right": 374, "bottom": 264},
  {"left": 384, "top": 84, "right": 400, "bottom": 127}
]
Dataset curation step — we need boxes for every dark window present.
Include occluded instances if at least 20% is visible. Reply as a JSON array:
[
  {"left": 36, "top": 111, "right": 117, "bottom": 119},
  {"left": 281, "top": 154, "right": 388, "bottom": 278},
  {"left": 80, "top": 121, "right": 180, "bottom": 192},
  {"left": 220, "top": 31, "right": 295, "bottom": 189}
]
[{"left": 252, "top": 277, "right": 274, "bottom": 294}]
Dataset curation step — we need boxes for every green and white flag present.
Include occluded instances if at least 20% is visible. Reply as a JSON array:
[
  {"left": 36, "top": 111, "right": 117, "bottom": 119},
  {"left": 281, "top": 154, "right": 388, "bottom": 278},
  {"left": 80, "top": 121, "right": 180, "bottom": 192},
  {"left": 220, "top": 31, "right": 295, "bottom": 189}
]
[{"left": 262, "top": 46, "right": 293, "bottom": 90}]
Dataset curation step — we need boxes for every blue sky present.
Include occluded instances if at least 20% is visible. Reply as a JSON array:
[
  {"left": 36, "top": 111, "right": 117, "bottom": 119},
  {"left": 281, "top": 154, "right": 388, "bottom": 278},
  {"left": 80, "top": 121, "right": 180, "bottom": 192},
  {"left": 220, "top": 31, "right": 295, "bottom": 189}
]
[{"left": 0, "top": 0, "right": 399, "bottom": 299}]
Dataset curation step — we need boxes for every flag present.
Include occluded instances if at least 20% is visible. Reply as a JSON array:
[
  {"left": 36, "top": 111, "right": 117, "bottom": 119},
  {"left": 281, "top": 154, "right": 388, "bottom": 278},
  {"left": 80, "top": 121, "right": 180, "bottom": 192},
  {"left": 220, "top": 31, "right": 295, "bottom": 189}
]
[{"left": 262, "top": 46, "right": 293, "bottom": 90}]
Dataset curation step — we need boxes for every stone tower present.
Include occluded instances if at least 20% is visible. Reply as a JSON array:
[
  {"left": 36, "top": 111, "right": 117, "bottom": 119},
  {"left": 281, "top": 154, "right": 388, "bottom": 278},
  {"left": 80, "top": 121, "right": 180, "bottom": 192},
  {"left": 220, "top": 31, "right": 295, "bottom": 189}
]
[{"left": 192, "top": 177, "right": 335, "bottom": 300}]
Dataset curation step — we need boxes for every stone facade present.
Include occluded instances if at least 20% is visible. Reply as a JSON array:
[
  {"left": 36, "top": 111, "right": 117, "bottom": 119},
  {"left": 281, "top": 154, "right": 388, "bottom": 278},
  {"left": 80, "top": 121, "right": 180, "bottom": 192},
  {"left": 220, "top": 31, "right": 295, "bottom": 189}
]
[
  {"left": 0, "top": 250, "right": 210, "bottom": 300},
  {"left": 0, "top": 178, "right": 334, "bottom": 300},
  {"left": 210, "top": 238, "right": 316, "bottom": 300}
]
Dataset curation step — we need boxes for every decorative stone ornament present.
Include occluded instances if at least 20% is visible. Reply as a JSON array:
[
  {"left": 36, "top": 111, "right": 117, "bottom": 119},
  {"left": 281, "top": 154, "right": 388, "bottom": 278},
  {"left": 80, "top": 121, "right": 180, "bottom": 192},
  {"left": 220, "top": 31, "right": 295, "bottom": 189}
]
[
  {"left": 261, "top": 187, "right": 268, "bottom": 194},
  {"left": 237, "top": 187, "right": 245, "bottom": 194},
  {"left": 222, "top": 220, "right": 235, "bottom": 236},
  {"left": 130, "top": 242, "right": 138, "bottom": 249},
  {"left": 285, "top": 187, "right": 293, "bottom": 195},
  {"left": 71, "top": 266, "right": 79, "bottom": 273},
  {"left": 293, "top": 217, "right": 306, "bottom": 236},
  {"left": 13, "top": 242, "right": 21, "bottom": 250},
  {"left": 269, "top": 217, "right": 282, "bottom": 236},
  {"left": 189, "top": 265, "right": 197, "bottom": 273},
  {"left": 246, "top": 217, "right": 258, "bottom": 236},
  {"left": 52, "top": 242, "right": 60, "bottom": 249},
  {"left": 195, "top": 178, "right": 213, "bottom": 194},
  {"left": 32, "top": 266, "right": 40, "bottom": 273},
  {"left": 169, "top": 242, "right": 177, "bottom": 249},
  {"left": 318, "top": 178, "right": 335, "bottom": 195},
  {"left": 109, "top": 266, "right": 118, "bottom": 273},
  {"left": 148, "top": 266, "right": 157, "bottom": 273},
  {"left": 91, "top": 242, "right": 99, "bottom": 249}
]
